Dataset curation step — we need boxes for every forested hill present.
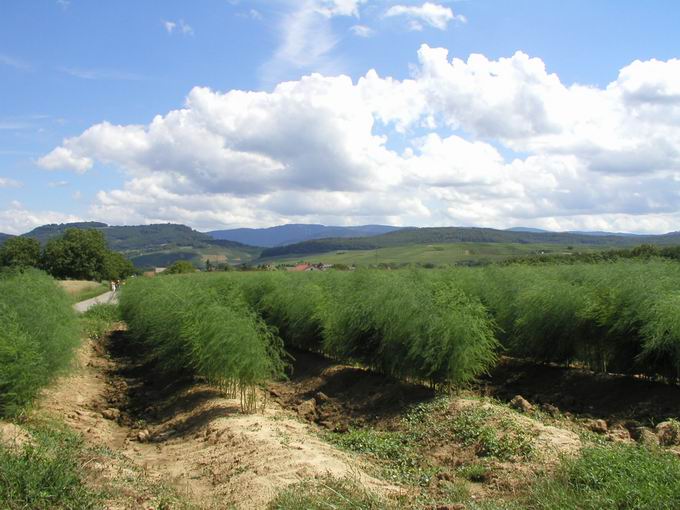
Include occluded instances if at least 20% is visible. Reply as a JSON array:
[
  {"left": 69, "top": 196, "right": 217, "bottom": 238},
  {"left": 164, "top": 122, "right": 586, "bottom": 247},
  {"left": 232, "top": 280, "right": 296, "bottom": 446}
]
[
  {"left": 260, "top": 226, "right": 680, "bottom": 258},
  {"left": 209, "top": 224, "right": 403, "bottom": 247},
  {"left": 0, "top": 233, "right": 12, "bottom": 245},
  {"left": 23, "top": 222, "right": 215, "bottom": 249},
  {"left": 20, "top": 222, "right": 261, "bottom": 268}
]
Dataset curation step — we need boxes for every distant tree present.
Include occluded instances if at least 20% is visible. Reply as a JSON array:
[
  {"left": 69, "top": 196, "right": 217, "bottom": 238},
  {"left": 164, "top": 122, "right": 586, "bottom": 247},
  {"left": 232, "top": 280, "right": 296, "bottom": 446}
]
[
  {"left": 105, "top": 251, "right": 138, "bottom": 279},
  {"left": 0, "top": 237, "right": 41, "bottom": 268},
  {"left": 164, "top": 260, "right": 196, "bottom": 274},
  {"left": 41, "top": 228, "right": 134, "bottom": 280},
  {"left": 205, "top": 259, "right": 213, "bottom": 272}
]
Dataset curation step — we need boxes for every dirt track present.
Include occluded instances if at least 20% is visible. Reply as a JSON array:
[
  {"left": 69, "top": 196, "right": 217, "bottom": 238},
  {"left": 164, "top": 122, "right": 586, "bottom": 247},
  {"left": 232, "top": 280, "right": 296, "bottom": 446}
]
[{"left": 73, "top": 290, "right": 118, "bottom": 312}]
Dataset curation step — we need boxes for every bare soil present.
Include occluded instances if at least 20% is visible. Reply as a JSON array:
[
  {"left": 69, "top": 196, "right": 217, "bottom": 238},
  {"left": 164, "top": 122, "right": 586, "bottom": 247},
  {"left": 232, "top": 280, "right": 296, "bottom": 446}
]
[
  {"left": 36, "top": 330, "right": 395, "bottom": 509},
  {"left": 478, "top": 357, "right": 680, "bottom": 426},
  {"left": 24, "top": 332, "right": 680, "bottom": 508},
  {"left": 268, "top": 348, "right": 436, "bottom": 431}
]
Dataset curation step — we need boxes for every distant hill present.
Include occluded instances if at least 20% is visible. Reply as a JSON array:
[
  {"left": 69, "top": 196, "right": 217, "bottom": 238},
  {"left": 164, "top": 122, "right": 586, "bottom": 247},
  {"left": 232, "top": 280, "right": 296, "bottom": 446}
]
[
  {"left": 22, "top": 222, "right": 261, "bottom": 268},
  {"left": 506, "top": 227, "right": 549, "bottom": 233},
  {"left": 260, "top": 226, "right": 680, "bottom": 258},
  {"left": 566, "top": 230, "right": 643, "bottom": 237},
  {"left": 208, "top": 224, "right": 403, "bottom": 247},
  {"left": 0, "top": 233, "right": 11, "bottom": 245}
]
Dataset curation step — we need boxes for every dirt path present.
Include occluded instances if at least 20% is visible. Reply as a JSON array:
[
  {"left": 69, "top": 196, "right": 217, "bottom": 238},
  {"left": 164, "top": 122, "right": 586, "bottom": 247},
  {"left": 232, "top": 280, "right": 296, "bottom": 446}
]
[
  {"left": 74, "top": 290, "right": 118, "bottom": 312},
  {"left": 37, "top": 329, "right": 394, "bottom": 509}
]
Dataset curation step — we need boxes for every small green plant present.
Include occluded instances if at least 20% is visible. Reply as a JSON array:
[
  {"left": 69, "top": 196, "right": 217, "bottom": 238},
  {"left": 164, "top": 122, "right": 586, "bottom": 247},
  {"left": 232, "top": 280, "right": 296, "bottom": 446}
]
[
  {"left": 458, "top": 462, "right": 491, "bottom": 482},
  {"left": 449, "top": 406, "right": 535, "bottom": 461}
]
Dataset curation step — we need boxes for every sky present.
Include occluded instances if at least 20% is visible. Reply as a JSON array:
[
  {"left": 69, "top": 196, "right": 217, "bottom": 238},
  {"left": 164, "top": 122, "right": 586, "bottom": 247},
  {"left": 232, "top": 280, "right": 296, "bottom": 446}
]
[{"left": 1, "top": 0, "right": 680, "bottom": 235}]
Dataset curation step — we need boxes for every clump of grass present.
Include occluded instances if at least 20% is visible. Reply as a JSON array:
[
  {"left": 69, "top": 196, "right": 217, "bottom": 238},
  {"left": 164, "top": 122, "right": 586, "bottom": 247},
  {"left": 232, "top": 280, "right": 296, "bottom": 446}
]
[
  {"left": 0, "top": 422, "right": 100, "bottom": 509},
  {"left": 458, "top": 462, "right": 491, "bottom": 482},
  {"left": 119, "top": 274, "right": 286, "bottom": 412},
  {"left": 268, "top": 475, "right": 399, "bottom": 510},
  {"left": 525, "top": 444, "right": 680, "bottom": 509},
  {"left": 81, "top": 303, "right": 121, "bottom": 340},
  {"left": 0, "top": 269, "right": 80, "bottom": 417},
  {"left": 449, "top": 406, "right": 535, "bottom": 461}
]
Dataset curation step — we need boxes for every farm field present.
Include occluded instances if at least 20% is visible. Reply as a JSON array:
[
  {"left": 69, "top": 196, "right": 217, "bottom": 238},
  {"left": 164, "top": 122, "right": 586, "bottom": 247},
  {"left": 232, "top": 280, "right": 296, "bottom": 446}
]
[
  {"left": 3, "top": 263, "right": 680, "bottom": 509},
  {"left": 58, "top": 279, "right": 109, "bottom": 302},
  {"left": 262, "top": 241, "right": 603, "bottom": 266}
]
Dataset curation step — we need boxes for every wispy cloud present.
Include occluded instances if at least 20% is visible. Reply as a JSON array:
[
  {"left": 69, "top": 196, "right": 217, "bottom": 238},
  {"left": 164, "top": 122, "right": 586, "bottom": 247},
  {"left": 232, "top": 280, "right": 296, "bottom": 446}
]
[
  {"left": 385, "top": 2, "right": 466, "bottom": 31},
  {"left": 350, "top": 24, "right": 375, "bottom": 37},
  {"left": 0, "top": 177, "right": 21, "bottom": 189},
  {"left": 48, "top": 180, "right": 70, "bottom": 188},
  {"left": 0, "top": 53, "right": 31, "bottom": 71},
  {"left": 163, "top": 19, "right": 193, "bottom": 35},
  {"left": 56, "top": 0, "right": 70, "bottom": 10},
  {"left": 59, "top": 66, "right": 144, "bottom": 80},
  {"left": 260, "top": 0, "right": 365, "bottom": 85}
]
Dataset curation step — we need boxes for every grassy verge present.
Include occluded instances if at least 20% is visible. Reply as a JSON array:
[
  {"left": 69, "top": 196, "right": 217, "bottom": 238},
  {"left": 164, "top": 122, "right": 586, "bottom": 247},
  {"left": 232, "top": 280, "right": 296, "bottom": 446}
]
[
  {"left": 523, "top": 444, "right": 680, "bottom": 510},
  {"left": 0, "top": 421, "right": 100, "bottom": 509}
]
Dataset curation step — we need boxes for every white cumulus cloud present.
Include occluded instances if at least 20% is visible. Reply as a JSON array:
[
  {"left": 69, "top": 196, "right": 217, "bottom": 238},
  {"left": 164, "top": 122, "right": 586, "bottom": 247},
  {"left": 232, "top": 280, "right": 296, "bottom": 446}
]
[{"left": 35, "top": 46, "right": 680, "bottom": 234}]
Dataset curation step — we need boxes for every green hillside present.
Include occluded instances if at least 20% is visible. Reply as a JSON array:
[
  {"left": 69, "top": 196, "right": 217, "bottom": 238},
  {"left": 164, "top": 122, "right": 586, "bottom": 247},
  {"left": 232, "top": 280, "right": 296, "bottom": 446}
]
[
  {"left": 261, "top": 242, "right": 602, "bottom": 266},
  {"left": 259, "top": 226, "right": 680, "bottom": 259}
]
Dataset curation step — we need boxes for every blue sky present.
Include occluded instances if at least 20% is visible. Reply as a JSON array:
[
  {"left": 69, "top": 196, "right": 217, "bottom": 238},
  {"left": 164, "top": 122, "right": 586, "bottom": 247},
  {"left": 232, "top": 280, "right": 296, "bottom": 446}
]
[{"left": 1, "top": 1, "right": 680, "bottom": 234}]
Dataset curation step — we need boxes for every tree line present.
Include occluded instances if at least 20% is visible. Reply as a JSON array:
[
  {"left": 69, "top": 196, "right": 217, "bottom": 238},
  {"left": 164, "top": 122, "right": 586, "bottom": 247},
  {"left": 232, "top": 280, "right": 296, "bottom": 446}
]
[{"left": 0, "top": 228, "right": 136, "bottom": 281}]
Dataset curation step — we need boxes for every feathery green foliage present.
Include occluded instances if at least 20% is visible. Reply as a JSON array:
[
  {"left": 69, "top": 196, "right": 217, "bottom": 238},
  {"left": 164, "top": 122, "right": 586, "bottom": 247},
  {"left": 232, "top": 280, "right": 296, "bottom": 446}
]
[
  {"left": 0, "top": 269, "right": 80, "bottom": 417},
  {"left": 447, "top": 259, "right": 680, "bottom": 379},
  {"left": 119, "top": 275, "right": 285, "bottom": 411},
  {"left": 228, "top": 269, "right": 499, "bottom": 387}
]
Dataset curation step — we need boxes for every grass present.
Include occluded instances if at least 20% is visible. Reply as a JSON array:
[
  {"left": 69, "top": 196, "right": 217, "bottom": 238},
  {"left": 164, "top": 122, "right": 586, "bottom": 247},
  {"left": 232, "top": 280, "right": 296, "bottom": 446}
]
[
  {"left": 80, "top": 303, "right": 121, "bottom": 340},
  {"left": 0, "top": 421, "right": 100, "bottom": 509},
  {"left": 268, "top": 475, "right": 399, "bottom": 510},
  {"left": 0, "top": 269, "right": 81, "bottom": 417},
  {"left": 449, "top": 405, "right": 535, "bottom": 461},
  {"left": 522, "top": 444, "right": 680, "bottom": 510}
]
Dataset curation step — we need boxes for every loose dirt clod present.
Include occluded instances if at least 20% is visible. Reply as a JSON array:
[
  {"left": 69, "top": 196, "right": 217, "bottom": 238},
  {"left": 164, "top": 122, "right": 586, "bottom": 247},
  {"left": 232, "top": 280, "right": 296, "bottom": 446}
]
[{"left": 509, "top": 395, "right": 533, "bottom": 413}]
